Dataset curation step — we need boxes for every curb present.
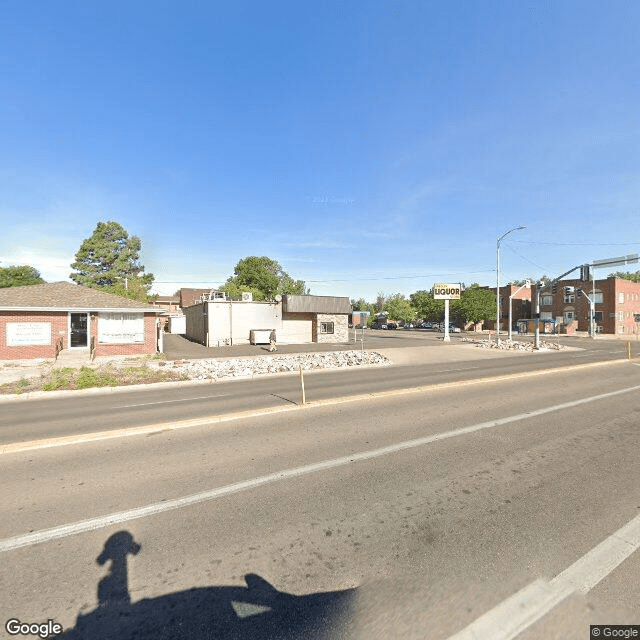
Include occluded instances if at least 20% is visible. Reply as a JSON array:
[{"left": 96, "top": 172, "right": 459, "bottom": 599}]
[
  {"left": 0, "top": 358, "right": 392, "bottom": 403},
  {"left": 1, "top": 358, "right": 631, "bottom": 455}
]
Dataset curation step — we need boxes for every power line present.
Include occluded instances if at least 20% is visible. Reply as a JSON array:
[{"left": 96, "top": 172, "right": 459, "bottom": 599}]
[
  {"left": 503, "top": 243, "right": 550, "bottom": 273},
  {"left": 154, "top": 270, "right": 496, "bottom": 286}
]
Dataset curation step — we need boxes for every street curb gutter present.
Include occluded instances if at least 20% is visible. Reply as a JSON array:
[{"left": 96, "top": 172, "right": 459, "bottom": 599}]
[{"left": 1, "top": 358, "right": 630, "bottom": 456}]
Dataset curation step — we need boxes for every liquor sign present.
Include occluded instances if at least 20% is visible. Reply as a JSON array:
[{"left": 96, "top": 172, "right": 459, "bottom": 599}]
[
  {"left": 6, "top": 322, "right": 52, "bottom": 346},
  {"left": 433, "top": 283, "right": 461, "bottom": 300}
]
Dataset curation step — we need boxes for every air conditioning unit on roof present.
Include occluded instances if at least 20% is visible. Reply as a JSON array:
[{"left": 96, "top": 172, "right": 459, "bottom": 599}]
[{"left": 241, "top": 292, "right": 253, "bottom": 302}]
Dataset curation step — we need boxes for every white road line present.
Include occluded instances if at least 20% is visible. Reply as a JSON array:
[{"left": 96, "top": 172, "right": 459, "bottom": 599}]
[
  {"left": 447, "top": 514, "right": 640, "bottom": 640},
  {"left": 118, "top": 394, "right": 230, "bottom": 408},
  {"left": 2, "top": 382, "right": 640, "bottom": 554},
  {"left": 436, "top": 367, "right": 480, "bottom": 372}
]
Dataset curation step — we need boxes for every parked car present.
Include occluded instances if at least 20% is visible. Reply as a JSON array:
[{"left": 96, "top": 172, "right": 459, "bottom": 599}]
[
  {"left": 385, "top": 323, "right": 397, "bottom": 330},
  {"left": 437, "top": 323, "right": 461, "bottom": 333}
]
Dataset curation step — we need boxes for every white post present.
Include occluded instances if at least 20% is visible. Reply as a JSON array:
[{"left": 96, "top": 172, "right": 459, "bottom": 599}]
[
  {"left": 443, "top": 299, "right": 450, "bottom": 342},
  {"left": 299, "top": 365, "right": 306, "bottom": 405}
]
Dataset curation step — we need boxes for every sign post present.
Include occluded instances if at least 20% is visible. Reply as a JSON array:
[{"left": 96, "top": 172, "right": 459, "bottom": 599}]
[{"left": 433, "top": 283, "right": 461, "bottom": 343}]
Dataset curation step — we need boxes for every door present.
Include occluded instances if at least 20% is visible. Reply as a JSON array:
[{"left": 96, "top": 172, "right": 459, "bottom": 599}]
[{"left": 70, "top": 313, "right": 88, "bottom": 348}]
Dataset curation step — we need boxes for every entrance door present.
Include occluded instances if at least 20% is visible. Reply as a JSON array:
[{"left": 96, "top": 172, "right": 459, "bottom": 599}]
[{"left": 70, "top": 313, "right": 88, "bottom": 348}]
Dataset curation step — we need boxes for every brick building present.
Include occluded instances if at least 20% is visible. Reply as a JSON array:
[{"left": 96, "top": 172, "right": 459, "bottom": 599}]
[
  {"left": 532, "top": 276, "right": 640, "bottom": 335},
  {"left": 483, "top": 284, "right": 532, "bottom": 331},
  {"left": 0, "top": 282, "right": 164, "bottom": 360}
]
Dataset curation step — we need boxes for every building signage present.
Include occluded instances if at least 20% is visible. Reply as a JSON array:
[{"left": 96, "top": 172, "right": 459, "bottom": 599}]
[
  {"left": 433, "top": 283, "right": 461, "bottom": 300},
  {"left": 6, "top": 322, "right": 52, "bottom": 346}
]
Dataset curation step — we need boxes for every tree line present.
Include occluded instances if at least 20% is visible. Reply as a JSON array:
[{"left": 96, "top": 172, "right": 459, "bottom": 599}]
[{"left": 352, "top": 286, "right": 498, "bottom": 327}]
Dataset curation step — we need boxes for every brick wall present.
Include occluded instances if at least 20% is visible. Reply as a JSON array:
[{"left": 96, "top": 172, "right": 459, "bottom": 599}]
[
  {"left": 533, "top": 277, "right": 640, "bottom": 335},
  {"left": 613, "top": 278, "right": 640, "bottom": 336},
  {"left": 0, "top": 311, "right": 67, "bottom": 360},
  {"left": 0, "top": 311, "right": 158, "bottom": 360}
]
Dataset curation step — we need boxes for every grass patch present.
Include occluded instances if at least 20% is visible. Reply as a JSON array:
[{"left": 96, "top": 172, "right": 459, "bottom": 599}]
[
  {"left": 0, "top": 363, "right": 186, "bottom": 395},
  {"left": 75, "top": 367, "right": 120, "bottom": 389},
  {"left": 42, "top": 368, "right": 76, "bottom": 391}
]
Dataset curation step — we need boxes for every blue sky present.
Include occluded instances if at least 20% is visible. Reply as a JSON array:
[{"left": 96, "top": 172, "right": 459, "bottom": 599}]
[{"left": 1, "top": 1, "right": 638, "bottom": 300}]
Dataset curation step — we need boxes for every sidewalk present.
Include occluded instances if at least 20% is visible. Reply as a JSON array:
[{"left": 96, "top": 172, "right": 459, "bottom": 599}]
[{"left": 0, "top": 339, "right": 534, "bottom": 388}]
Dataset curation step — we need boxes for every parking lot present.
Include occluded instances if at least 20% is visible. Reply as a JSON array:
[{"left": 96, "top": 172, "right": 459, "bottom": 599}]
[{"left": 162, "top": 327, "right": 466, "bottom": 360}]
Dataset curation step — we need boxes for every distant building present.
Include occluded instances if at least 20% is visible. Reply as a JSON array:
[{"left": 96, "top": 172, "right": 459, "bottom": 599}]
[
  {"left": 178, "top": 288, "right": 225, "bottom": 309},
  {"left": 482, "top": 284, "right": 532, "bottom": 331},
  {"left": 532, "top": 276, "right": 640, "bottom": 335}
]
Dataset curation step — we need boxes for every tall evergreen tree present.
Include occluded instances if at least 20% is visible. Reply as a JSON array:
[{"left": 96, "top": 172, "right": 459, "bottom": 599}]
[{"left": 70, "top": 221, "right": 154, "bottom": 295}]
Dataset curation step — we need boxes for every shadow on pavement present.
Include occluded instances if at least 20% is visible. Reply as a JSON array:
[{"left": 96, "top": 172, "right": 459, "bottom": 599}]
[{"left": 55, "top": 531, "right": 356, "bottom": 640}]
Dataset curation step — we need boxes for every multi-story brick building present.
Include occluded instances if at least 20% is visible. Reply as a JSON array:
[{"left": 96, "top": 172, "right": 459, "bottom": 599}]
[
  {"left": 532, "top": 276, "right": 640, "bottom": 336},
  {"left": 483, "top": 284, "right": 532, "bottom": 331}
]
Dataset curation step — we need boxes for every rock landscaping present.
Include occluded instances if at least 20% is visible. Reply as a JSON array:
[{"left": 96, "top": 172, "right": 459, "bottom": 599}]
[
  {"left": 461, "top": 337, "right": 567, "bottom": 351},
  {"left": 159, "top": 350, "right": 390, "bottom": 380}
]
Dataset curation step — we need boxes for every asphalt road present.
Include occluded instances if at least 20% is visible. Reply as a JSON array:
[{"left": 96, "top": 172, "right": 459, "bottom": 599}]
[
  {"left": 0, "top": 335, "right": 632, "bottom": 447},
  {"left": 2, "top": 359, "right": 639, "bottom": 639}
]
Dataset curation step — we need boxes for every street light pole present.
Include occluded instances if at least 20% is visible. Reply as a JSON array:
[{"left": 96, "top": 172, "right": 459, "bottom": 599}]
[{"left": 496, "top": 226, "right": 526, "bottom": 344}]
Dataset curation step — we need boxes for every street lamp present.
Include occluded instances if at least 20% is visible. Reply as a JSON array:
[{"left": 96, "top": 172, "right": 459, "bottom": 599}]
[{"left": 496, "top": 225, "right": 526, "bottom": 343}]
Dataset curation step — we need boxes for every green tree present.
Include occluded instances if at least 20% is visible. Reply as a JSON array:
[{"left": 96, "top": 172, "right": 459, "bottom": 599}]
[
  {"left": 409, "top": 290, "right": 444, "bottom": 321},
  {"left": 225, "top": 256, "right": 308, "bottom": 300},
  {"left": 70, "top": 221, "right": 154, "bottom": 296},
  {"left": 0, "top": 265, "right": 45, "bottom": 288},
  {"left": 220, "top": 281, "right": 267, "bottom": 301},
  {"left": 456, "top": 285, "right": 496, "bottom": 324},
  {"left": 351, "top": 298, "right": 376, "bottom": 314},
  {"left": 611, "top": 270, "right": 640, "bottom": 283},
  {"left": 101, "top": 276, "right": 158, "bottom": 303},
  {"left": 383, "top": 293, "right": 416, "bottom": 323}
]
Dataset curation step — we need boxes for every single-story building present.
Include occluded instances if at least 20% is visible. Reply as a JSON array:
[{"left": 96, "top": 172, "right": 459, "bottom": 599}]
[
  {"left": 183, "top": 294, "right": 351, "bottom": 346},
  {"left": 0, "top": 281, "right": 164, "bottom": 360}
]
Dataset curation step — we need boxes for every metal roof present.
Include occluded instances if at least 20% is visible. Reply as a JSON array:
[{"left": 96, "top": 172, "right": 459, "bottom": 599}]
[{"left": 282, "top": 295, "right": 351, "bottom": 314}]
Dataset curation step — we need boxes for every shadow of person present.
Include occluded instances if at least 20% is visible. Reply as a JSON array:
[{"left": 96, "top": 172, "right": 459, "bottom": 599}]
[
  {"left": 55, "top": 532, "right": 356, "bottom": 640},
  {"left": 96, "top": 531, "right": 141, "bottom": 609}
]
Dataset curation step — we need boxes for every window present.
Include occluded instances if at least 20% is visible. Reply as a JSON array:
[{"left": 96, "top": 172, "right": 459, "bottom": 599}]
[
  {"left": 594, "top": 291, "right": 603, "bottom": 304},
  {"left": 541, "top": 295, "right": 553, "bottom": 306},
  {"left": 564, "top": 292, "right": 575, "bottom": 303},
  {"left": 99, "top": 313, "right": 145, "bottom": 343},
  {"left": 619, "top": 292, "right": 625, "bottom": 304},
  {"left": 564, "top": 310, "right": 575, "bottom": 323},
  {"left": 320, "top": 322, "right": 334, "bottom": 334},
  {"left": 593, "top": 311, "right": 603, "bottom": 322}
]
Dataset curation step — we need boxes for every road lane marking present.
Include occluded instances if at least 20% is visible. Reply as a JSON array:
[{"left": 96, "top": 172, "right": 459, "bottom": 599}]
[
  {"left": 118, "top": 394, "right": 230, "bottom": 408},
  {"left": 1, "top": 358, "right": 632, "bottom": 455},
  {"left": 2, "top": 382, "right": 640, "bottom": 553},
  {"left": 447, "top": 514, "right": 640, "bottom": 640}
]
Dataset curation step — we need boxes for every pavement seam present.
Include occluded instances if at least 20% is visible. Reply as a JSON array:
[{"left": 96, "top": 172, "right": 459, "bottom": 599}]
[{"left": 1, "top": 357, "right": 631, "bottom": 455}]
